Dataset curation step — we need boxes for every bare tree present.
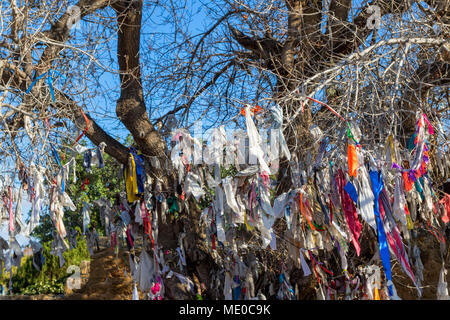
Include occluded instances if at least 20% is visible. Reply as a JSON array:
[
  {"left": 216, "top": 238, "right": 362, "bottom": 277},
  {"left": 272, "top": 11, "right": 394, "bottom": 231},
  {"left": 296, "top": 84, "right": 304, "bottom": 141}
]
[{"left": 0, "top": 0, "right": 448, "bottom": 299}]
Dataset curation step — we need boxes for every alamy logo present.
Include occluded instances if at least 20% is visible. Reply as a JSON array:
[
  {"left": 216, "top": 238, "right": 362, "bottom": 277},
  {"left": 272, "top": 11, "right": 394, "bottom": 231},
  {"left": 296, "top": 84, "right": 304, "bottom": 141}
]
[
  {"left": 366, "top": 5, "right": 381, "bottom": 30},
  {"left": 66, "top": 265, "right": 81, "bottom": 290},
  {"left": 65, "top": 0, "right": 142, "bottom": 31},
  {"left": 170, "top": 120, "right": 286, "bottom": 174},
  {"left": 66, "top": 5, "right": 81, "bottom": 30}
]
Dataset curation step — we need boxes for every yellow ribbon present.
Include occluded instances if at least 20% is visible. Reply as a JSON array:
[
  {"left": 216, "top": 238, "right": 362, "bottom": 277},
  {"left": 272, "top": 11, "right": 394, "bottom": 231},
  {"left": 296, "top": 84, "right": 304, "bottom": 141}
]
[
  {"left": 244, "top": 211, "right": 254, "bottom": 231},
  {"left": 385, "top": 135, "right": 396, "bottom": 164},
  {"left": 124, "top": 153, "right": 139, "bottom": 203},
  {"left": 374, "top": 287, "right": 380, "bottom": 300},
  {"left": 406, "top": 215, "right": 414, "bottom": 230}
]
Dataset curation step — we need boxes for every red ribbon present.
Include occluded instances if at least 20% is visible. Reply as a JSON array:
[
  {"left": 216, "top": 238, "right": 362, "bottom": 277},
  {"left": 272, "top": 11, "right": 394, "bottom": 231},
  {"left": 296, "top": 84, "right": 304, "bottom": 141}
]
[
  {"left": 81, "top": 178, "right": 90, "bottom": 191},
  {"left": 305, "top": 97, "right": 346, "bottom": 122},
  {"left": 308, "top": 250, "right": 321, "bottom": 284},
  {"left": 72, "top": 107, "right": 90, "bottom": 146}
]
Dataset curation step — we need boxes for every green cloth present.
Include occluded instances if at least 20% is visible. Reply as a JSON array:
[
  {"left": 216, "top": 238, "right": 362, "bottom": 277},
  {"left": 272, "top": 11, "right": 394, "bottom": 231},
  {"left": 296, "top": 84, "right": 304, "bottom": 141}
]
[{"left": 167, "top": 196, "right": 179, "bottom": 213}]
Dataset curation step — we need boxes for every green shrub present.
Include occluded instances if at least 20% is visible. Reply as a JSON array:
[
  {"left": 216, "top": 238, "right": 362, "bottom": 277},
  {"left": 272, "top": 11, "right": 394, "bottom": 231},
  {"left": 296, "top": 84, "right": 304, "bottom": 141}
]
[{"left": 3, "top": 233, "right": 90, "bottom": 295}]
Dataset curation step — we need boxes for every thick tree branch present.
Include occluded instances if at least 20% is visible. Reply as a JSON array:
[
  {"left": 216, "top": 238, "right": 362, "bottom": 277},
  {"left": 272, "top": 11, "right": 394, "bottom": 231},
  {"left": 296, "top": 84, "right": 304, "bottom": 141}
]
[
  {"left": 229, "top": 25, "right": 282, "bottom": 60},
  {"left": 73, "top": 107, "right": 129, "bottom": 165},
  {"left": 36, "top": 0, "right": 113, "bottom": 72},
  {"left": 3, "top": 0, "right": 128, "bottom": 164},
  {"left": 113, "top": 0, "right": 174, "bottom": 190}
]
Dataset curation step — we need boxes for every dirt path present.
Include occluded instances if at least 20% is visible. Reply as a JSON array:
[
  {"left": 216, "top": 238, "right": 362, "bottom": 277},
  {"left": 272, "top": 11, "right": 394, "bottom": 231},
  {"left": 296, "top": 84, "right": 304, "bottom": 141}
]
[
  {"left": 0, "top": 238, "right": 135, "bottom": 300},
  {"left": 64, "top": 245, "right": 134, "bottom": 300}
]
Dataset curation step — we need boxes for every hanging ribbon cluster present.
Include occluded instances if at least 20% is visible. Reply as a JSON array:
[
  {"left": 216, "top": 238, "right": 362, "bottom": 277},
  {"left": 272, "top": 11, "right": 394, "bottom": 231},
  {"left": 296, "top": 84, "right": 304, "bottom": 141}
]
[
  {"left": 156, "top": 105, "right": 450, "bottom": 300},
  {"left": 0, "top": 66, "right": 104, "bottom": 275}
]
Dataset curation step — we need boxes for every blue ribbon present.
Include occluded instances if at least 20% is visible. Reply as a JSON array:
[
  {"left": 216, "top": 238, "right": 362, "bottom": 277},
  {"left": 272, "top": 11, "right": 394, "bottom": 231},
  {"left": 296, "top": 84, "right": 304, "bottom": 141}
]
[
  {"left": 25, "top": 69, "right": 65, "bottom": 103},
  {"left": 343, "top": 181, "right": 358, "bottom": 204},
  {"left": 285, "top": 205, "right": 291, "bottom": 230},
  {"left": 232, "top": 276, "right": 241, "bottom": 300},
  {"left": 278, "top": 273, "right": 295, "bottom": 300},
  {"left": 25, "top": 71, "right": 48, "bottom": 94},
  {"left": 369, "top": 170, "right": 393, "bottom": 297},
  {"left": 130, "top": 148, "right": 145, "bottom": 193},
  {"left": 49, "top": 143, "right": 64, "bottom": 193},
  {"left": 47, "top": 69, "right": 55, "bottom": 102},
  {"left": 415, "top": 177, "right": 424, "bottom": 200}
]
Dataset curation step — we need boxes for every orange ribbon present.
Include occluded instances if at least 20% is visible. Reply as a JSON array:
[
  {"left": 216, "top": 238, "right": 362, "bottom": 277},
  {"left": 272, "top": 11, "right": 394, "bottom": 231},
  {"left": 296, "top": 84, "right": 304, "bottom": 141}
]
[
  {"left": 347, "top": 144, "right": 358, "bottom": 177},
  {"left": 240, "top": 105, "right": 262, "bottom": 116}
]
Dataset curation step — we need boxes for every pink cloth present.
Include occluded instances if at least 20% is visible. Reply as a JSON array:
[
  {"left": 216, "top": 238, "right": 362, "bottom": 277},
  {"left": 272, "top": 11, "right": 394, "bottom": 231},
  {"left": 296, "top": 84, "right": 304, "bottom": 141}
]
[
  {"left": 126, "top": 227, "right": 134, "bottom": 247},
  {"left": 172, "top": 132, "right": 182, "bottom": 142},
  {"left": 337, "top": 169, "right": 361, "bottom": 256},
  {"left": 151, "top": 282, "right": 161, "bottom": 296},
  {"left": 248, "top": 182, "right": 257, "bottom": 222},
  {"left": 440, "top": 194, "right": 450, "bottom": 224},
  {"left": 260, "top": 172, "right": 270, "bottom": 188},
  {"left": 422, "top": 113, "right": 434, "bottom": 135}
]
